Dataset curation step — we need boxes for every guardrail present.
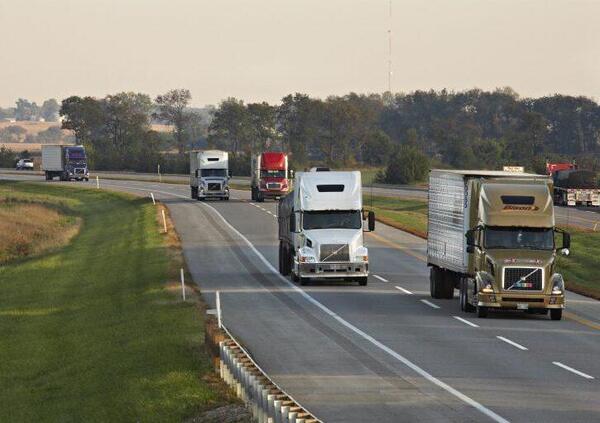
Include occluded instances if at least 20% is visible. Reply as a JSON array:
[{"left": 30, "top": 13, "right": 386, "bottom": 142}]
[{"left": 205, "top": 301, "right": 320, "bottom": 423}]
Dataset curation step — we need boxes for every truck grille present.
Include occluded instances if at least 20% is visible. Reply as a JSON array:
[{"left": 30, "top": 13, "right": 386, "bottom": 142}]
[
  {"left": 75, "top": 168, "right": 85, "bottom": 174},
  {"left": 207, "top": 183, "right": 221, "bottom": 191},
  {"left": 320, "top": 244, "right": 349, "bottom": 262},
  {"left": 267, "top": 183, "right": 281, "bottom": 190},
  {"left": 503, "top": 267, "right": 543, "bottom": 291}
]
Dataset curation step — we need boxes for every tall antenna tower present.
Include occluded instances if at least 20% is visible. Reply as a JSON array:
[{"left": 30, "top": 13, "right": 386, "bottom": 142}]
[{"left": 387, "top": 0, "right": 392, "bottom": 93}]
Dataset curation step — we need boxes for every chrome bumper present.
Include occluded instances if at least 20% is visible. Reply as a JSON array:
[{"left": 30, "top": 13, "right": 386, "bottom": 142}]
[{"left": 299, "top": 262, "right": 368, "bottom": 278}]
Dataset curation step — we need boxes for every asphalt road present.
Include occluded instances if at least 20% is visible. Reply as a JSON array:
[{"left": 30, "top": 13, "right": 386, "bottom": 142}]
[{"left": 3, "top": 173, "right": 600, "bottom": 423}]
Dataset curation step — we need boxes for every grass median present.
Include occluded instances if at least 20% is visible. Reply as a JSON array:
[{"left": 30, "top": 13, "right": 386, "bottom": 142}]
[{"left": 0, "top": 182, "right": 234, "bottom": 422}]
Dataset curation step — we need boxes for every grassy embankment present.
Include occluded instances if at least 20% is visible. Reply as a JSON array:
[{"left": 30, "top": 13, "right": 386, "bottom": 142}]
[
  {"left": 364, "top": 194, "right": 600, "bottom": 299},
  {"left": 0, "top": 182, "right": 233, "bottom": 422}
]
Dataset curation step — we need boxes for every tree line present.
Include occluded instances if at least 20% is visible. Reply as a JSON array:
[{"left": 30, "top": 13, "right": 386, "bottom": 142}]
[
  {"left": 54, "top": 87, "right": 600, "bottom": 182},
  {"left": 0, "top": 98, "right": 60, "bottom": 122}
]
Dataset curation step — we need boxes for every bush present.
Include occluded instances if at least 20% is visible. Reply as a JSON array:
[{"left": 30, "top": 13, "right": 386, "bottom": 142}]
[
  {"left": 0, "top": 146, "right": 16, "bottom": 167},
  {"left": 382, "top": 145, "right": 429, "bottom": 184}
]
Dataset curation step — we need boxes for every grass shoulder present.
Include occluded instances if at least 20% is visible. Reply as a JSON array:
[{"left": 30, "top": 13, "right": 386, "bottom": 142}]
[{"left": 0, "top": 182, "right": 236, "bottom": 422}]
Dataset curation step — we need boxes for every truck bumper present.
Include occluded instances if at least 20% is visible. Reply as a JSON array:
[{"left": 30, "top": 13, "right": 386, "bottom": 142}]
[
  {"left": 199, "top": 190, "right": 229, "bottom": 199},
  {"left": 260, "top": 190, "right": 288, "bottom": 199},
  {"left": 477, "top": 293, "right": 565, "bottom": 309},
  {"left": 298, "top": 262, "right": 368, "bottom": 278}
]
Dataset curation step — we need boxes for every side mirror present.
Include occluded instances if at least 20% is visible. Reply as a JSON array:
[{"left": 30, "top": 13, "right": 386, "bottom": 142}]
[
  {"left": 289, "top": 169, "right": 295, "bottom": 179},
  {"left": 368, "top": 211, "right": 375, "bottom": 232}
]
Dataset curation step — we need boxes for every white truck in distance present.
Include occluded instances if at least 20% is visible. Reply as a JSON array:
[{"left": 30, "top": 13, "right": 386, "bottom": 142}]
[
  {"left": 277, "top": 171, "right": 375, "bottom": 286},
  {"left": 189, "top": 150, "right": 230, "bottom": 201}
]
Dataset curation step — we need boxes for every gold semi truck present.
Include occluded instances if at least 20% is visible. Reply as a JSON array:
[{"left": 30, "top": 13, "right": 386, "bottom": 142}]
[{"left": 427, "top": 170, "right": 571, "bottom": 320}]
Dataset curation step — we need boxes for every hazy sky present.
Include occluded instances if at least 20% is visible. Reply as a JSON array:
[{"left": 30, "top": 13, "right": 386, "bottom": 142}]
[{"left": 1, "top": 0, "right": 599, "bottom": 107}]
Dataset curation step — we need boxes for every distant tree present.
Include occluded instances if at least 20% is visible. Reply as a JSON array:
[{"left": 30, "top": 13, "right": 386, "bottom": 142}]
[
  {"left": 15, "top": 98, "right": 40, "bottom": 121},
  {"left": 154, "top": 89, "right": 193, "bottom": 154},
  {"left": 60, "top": 96, "right": 106, "bottom": 144},
  {"left": 41, "top": 99, "right": 60, "bottom": 121},
  {"left": 362, "top": 130, "right": 393, "bottom": 166},
  {"left": 208, "top": 97, "right": 250, "bottom": 154},
  {"left": 36, "top": 126, "right": 64, "bottom": 143},
  {"left": 0, "top": 146, "right": 16, "bottom": 167},
  {"left": 277, "top": 93, "right": 320, "bottom": 164},
  {"left": 247, "top": 102, "right": 277, "bottom": 153},
  {"left": 383, "top": 145, "right": 430, "bottom": 184}
]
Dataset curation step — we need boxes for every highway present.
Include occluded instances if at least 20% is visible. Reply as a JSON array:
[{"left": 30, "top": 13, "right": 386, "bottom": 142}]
[
  {"left": 3, "top": 169, "right": 600, "bottom": 231},
  {"left": 3, "top": 173, "right": 600, "bottom": 422}
]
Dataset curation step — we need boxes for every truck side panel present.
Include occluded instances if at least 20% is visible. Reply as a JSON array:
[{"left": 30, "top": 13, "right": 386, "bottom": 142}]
[
  {"left": 41, "top": 145, "right": 63, "bottom": 171},
  {"left": 427, "top": 171, "right": 468, "bottom": 274}
]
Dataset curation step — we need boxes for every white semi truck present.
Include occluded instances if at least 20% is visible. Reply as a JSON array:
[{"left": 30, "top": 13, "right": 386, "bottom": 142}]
[
  {"left": 189, "top": 150, "right": 230, "bottom": 201},
  {"left": 41, "top": 145, "right": 89, "bottom": 181},
  {"left": 277, "top": 171, "right": 375, "bottom": 286}
]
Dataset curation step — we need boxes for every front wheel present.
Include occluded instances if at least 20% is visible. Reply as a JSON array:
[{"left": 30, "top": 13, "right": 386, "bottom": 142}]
[
  {"left": 357, "top": 277, "right": 368, "bottom": 286},
  {"left": 550, "top": 309, "right": 563, "bottom": 321},
  {"left": 460, "top": 278, "right": 475, "bottom": 312},
  {"left": 299, "top": 277, "right": 309, "bottom": 286},
  {"left": 477, "top": 305, "right": 488, "bottom": 318}
]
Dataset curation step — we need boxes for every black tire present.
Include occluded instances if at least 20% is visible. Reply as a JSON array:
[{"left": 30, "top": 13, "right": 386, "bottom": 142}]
[
  {"left": 358, "top": 277, "right": 368, "bottom": 286},
  {"left": 224, "top": 196, "right": 230, "bottom": 201},
  {"left": 191, "top": 187, "right": 198, "bottom": 199},
  {"left": 251, "top": 187, "right": 257, "bottom": 201},
  {"left": 45, "top": 172, "right": 51, "bottom": 181},
  {"left": 430, "top": 267, "right": 441, "bottom": 298},
  {"left": 477, "top": 305, "right": 488, "bottom": 318},
  {"left": 550, "top": 309, "right": 563, "bottom": 321},
  {"left": 278, "top": 243, "right": 284, "bottom": 275},
  {"left": 299, "top": 277, "right": 309, "bottom": 286},
  {"left": 441, "top": 271, "right": 455, "bottom": 299},
  {"left": 257, "top": 192, "right": 264, "bottom": 203}
]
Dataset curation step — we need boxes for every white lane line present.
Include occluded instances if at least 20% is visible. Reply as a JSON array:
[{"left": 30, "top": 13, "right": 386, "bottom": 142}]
[
  {"left": 373, "top": 275, "right": 388, "bottom": 283},
  {"left": 552, "top": 362, "right": 595, "bottom": 380},
  {"left": 496, "top": 336, "right": 528, "bottom": 351},
  {"left": 453, "top": 316, "right": 480, "bottom": 328},
  {"left": 103, "top": 182, "right": 510, "bottom": 423},
  {"left": 395, "top": 286, "right": 413, "bottom": 295},
  {"left": 421, "top": 299, "right": 440, "bottom": 309}
]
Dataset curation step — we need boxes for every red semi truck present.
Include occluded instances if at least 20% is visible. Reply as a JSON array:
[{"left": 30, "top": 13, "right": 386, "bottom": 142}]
[
  {"left": 546, "top": 162, "right": 600, "bottom": 206},
  {"left": 251, "top": 152, "right": 292, "bottom": 202}
]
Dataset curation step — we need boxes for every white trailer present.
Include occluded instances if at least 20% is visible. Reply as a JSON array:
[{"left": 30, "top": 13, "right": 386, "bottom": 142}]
[
  {"left": 189, "top": 150, "right": 230, "bottom": 200},
  {"left": 277, "top": 171, "right": 375, "bottom": 286}
]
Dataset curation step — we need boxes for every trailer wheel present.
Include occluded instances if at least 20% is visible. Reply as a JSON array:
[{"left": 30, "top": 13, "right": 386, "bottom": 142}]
[
  {"left": 430, "top": 267, "right": 442, "bottom": 298},
  {"left": 477, "top": 305, "right": 488, "bottom": 318},
  {"left": 441, "top": 271, "right": 455, "bottom": 299},
  {"left": 550, "top": 309, "right": 563, "bottom": 321}
]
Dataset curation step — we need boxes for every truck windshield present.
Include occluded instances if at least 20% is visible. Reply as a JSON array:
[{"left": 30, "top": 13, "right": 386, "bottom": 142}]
[
  {"left": 67, "top": 148, "right": 86, "bottom": 160},
  {"left": 303, "top": 211, "right": 362, "bottom": 230},
  {"left": 201, "top": 169, "right": 227, "bottom": 177},
  {"left": 261, "top": 170, "right": 286, "bottom": 178},
  {"left": 484, "top": 227, "right": 554, "bottom": 250}
]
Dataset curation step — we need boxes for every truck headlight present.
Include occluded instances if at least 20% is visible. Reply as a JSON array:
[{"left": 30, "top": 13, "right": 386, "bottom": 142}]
[
  {"left": 476, "top": 271, "right": 495, "bottom": 293},
  {"left": 299, "top": 247, "right": 317, "bottom": 263},
  {"left": 355, "top": 246, "right": 368, "bottom": 262},
  {"left": 551, "top": 274, "right": 565, "bottom": 295}
]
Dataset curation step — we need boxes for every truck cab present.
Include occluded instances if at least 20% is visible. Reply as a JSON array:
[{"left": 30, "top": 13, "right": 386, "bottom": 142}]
[
  {"left": 277, "top": 171, "right": 375, "bottom": 286},
  {"left": 189, "top": 150, "right": 230, "bottom": 201},
  {"left": 251, "top": 152, "right": 291, "bottom": 202},
  {"left": 427, "top": 170, "right": 570, "bottom": 320}
]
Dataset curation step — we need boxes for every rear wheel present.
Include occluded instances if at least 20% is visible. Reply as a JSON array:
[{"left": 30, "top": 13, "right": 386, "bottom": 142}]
[
  {"left": 441, "top": 271, "right": 455, "bottom": 299},
  {"left": 550, "top": 309, "right": 563, "bottom": 321},
  {"left": 191, "top": 187, "right": 198, "bottom": 199},
  {"left": 257, "top": 192, "right": 264, "bottom": 203},
  {"left": 357, "top": 277, "right": 368, "bottom": 286},
  {"left": 45, "top": 172, "right": 51, "bottom": 181},
  {"left": 430, "top": 267, "right": 454, "bottom": 299}
]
